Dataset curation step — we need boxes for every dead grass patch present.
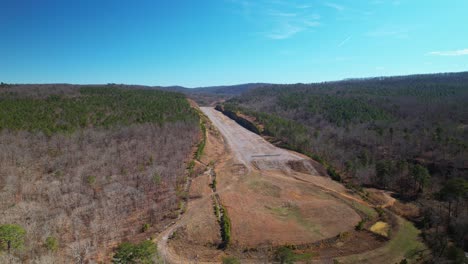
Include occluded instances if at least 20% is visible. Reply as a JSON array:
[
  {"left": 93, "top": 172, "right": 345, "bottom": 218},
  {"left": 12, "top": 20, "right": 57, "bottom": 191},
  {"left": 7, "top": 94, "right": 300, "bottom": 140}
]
[{"left": 369, "top": 221, "right": 390, "bottom": 237}]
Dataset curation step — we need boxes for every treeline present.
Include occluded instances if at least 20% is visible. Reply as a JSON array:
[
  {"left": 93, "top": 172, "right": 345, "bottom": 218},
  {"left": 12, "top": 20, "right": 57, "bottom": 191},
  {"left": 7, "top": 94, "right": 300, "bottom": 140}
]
[
  {"left": 0, "top": 86, "right": 198, "bottom": 134},
  {"left": 223, "top": 72, "right": 468, "bottom": 261}
]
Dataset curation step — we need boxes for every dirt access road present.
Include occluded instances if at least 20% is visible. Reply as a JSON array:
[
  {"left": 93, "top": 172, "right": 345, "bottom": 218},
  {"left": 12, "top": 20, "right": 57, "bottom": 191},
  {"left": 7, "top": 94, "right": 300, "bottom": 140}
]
[{"left": 200, "top": 107, "right": 306, "bottom": 169}]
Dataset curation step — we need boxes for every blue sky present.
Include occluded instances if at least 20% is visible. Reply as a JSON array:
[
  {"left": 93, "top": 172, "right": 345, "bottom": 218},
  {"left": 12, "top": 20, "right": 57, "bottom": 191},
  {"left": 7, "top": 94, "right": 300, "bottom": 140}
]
[{"left": 1, "top": 0, "right": 467, "bottom": 87}]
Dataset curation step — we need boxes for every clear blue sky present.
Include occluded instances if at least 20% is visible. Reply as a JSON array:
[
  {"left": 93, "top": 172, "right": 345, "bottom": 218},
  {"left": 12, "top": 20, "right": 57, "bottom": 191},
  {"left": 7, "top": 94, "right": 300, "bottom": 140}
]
[{"left": 1, "top": 0, "right": 467, "bottom": 87}]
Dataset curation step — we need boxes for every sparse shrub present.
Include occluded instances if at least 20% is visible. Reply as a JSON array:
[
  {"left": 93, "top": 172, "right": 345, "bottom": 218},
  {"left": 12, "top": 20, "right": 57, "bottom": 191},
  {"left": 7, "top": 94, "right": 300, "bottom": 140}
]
[
  {"left": 446, "top": 246, "right": 467, "bottom": 263},
  {"left": 176, "top": 188, "right": 188, "bottom": 200},
  {"left": 355, "top": 219, "right": 366, "bottom": 231},
  {"left": 222, "top": 256, "right": 240, "bottom": 264},
  {"left": 327, "top": 167, "right": 341, "bottom": 182},
  {"left": 45, "top": 236, "right": 59, "bottom": 251},
  {"left": 275, "top": 246, "right": 295, "bottom": 264},
  {"left": 219, "top": 205, "right": 231, "bottom": 249},
  {"left": 375, "top": 207, "right": 385, "bottom": 218},
  {"left": 310, "top": 153, "right": 325, "bottom": 165},
  {"left": 195, "top": 122, "right": 206, "bottom": 160},
  {"left": 188, "top": 160, "right": 195, "bottom": 174},
  {"left": 0, "top": 224, "right": 26, "bottom": 254},
  {"left": 274, "top": 246, "right": 313, "bottom": 263},
  {"left": 152, "top": 173, "right": 161, "bottom": 185},
  {"left": 210, "top": 178, "right": 217, "bottom": 191},
  {"left": 86, "top": 175, "right": 96, "bottom": 185},
  {"left": 338, "top": 232, "right": 350, "bottom": 241},
  {"left": 141, "top": 223, "right": 150, "bottom": 233},
  {"left": 214, "top": 203, "right": 220, "bottom": 218},
  {"left": 53, "top": 170, "right": 63, "bottom": 178},
  {"left": 147, "top": 155, "right": 153, "bottom": 166},
  {"left": 169, "top": 230, "right": 178, "bottom": 240}
]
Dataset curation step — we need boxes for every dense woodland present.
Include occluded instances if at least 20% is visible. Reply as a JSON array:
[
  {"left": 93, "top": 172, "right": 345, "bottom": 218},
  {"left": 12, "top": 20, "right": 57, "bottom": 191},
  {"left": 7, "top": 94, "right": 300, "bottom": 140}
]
[
  {"left": 0, "top": 85, "right": 201, "bottom": 263},
  {"left": 221, "top": 72, "right": 468, "bottom": 263}
]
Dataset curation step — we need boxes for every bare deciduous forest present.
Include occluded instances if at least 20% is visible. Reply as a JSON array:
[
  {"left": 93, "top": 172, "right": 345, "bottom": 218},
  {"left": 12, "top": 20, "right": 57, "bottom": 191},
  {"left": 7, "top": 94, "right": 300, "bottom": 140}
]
[{"left": 0, "top": 85, "right": 200, "bottom": 263}]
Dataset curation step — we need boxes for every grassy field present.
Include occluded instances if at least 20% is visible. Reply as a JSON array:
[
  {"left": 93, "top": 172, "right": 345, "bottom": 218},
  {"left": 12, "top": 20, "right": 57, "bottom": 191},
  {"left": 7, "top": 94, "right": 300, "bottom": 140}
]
[{"left": 337, "top": 216, "right": 426, "bottom": 263}]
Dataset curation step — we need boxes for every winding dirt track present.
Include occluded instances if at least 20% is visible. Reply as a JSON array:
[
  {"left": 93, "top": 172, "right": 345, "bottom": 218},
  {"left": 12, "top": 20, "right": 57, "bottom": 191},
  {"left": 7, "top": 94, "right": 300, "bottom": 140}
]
[{"left": 155, "top": 195, "right": 215, "bottom": 264}]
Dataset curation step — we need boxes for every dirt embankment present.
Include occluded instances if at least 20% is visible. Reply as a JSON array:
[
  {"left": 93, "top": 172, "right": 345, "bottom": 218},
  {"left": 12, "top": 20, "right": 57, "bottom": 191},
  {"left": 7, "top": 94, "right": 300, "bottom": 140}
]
[{"left": 214, "top": 105, "right": 262, "bottom": 135}]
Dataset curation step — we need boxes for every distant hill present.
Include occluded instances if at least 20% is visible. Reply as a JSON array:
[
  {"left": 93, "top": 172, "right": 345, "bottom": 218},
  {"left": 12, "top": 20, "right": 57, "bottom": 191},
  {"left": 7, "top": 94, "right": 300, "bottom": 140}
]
[
  {"left": 159, "top": 83, "right": 270, "bottom": 95},
  {"left": 156, "top": 83, "right": 270, "bottom": 106},
  {"left": 193, "top": 83, "right": 270, "bottom": 95}
]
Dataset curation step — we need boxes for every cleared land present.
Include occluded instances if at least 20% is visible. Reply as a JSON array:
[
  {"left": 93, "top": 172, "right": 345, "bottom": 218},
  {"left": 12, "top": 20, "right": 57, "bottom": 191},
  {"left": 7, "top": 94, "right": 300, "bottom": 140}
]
[
  {"left": 160, "top": 106, "right": 427, "bottom": 263},
  {"left": 162, "top": 107, "right": 391, "bottom": 263},
  {"left": 200, "top": 107, "right": 307, "bottom": 171},
  {"left": 200, "top": 106, "right": 364, "bottom": 246}
]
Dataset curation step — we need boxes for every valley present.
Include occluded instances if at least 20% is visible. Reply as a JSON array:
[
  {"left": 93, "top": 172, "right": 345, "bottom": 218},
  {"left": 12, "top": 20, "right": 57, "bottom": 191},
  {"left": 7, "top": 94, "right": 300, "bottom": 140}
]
[
  {"left": 1, "top": 73, "right": 467, "bottom": 263},
  {"left": 3, "top": 1, "right": 468, "bottom": 262}
]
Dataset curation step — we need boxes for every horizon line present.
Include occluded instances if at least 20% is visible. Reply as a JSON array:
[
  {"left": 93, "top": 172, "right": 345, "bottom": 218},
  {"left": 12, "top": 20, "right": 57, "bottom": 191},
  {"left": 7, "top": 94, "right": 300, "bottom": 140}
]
[{"left": 3, "top": 70, "right": 467, "bottom": 89}]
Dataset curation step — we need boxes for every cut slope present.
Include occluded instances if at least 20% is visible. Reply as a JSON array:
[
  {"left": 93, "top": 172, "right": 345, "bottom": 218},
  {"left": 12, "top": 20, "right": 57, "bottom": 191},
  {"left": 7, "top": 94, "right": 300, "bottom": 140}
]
[{"left": 200, "top": 107, "right": 305, "bottom": 169}]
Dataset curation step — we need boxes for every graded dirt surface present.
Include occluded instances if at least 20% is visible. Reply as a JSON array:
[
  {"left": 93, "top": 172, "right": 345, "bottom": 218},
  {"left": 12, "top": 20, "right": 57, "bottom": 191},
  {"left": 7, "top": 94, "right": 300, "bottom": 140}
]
[
  {"left": 201, "top": 107, "right": 311, "bottom": 171},
  {"left": 200, "top": 106, "right": 364, "bottom": 247},
  {"left": 159, "top": 107, "right": 384, "bottom": 263}
]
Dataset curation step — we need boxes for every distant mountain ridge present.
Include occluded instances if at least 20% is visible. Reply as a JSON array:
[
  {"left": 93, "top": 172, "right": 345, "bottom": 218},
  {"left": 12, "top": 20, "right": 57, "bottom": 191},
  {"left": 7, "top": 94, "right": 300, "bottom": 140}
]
[
  {"left": 159, "top": 72, "right": 468, "bottom": 96},
  {"left": 159, "top": 83, "right": 270, "bottom": 95}
]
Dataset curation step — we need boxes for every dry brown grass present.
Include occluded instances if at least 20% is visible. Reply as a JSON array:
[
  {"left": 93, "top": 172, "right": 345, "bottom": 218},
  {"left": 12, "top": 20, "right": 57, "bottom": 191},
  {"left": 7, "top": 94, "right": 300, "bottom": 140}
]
[
  {"left": 219, "top": 168, "right": 362, "bottom": 247},
  {"left": 390, "top": 200, "right": 420, "bottom": 219},
  {"left": 370, "top": 221, "right": 390, "bottom": 237}
]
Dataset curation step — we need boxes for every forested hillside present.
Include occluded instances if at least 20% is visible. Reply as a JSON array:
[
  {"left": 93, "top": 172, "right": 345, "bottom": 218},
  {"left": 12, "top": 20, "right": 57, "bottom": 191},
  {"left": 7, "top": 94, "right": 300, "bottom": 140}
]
[
  {"left": 221, "top": 72, "right": 468, "bottom": 261},
  {"left": 0, "top": 85, "right": 201, "bottom": 263},
  {"left": 160, "top": 83, "right": 270, "bottom": 106}
]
